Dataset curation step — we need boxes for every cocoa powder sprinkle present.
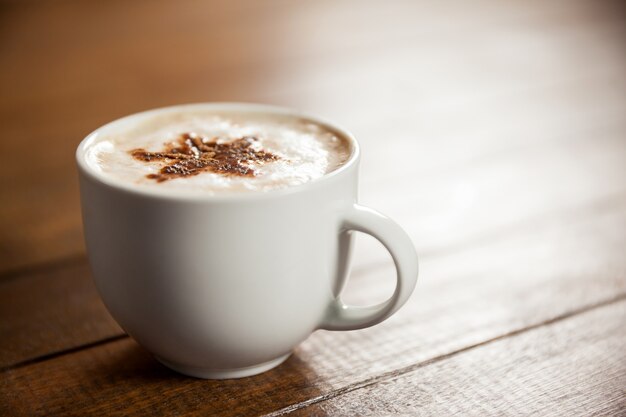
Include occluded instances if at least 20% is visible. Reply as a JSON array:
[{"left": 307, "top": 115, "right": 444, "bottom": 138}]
[{"left": 130, "top": 132, "right": 279, "bottom": 182}]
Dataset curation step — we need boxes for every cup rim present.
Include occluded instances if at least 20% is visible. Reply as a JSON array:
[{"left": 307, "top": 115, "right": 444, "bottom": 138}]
[{"left": 76, "top": 102, "right": 360, "bottom": 201}]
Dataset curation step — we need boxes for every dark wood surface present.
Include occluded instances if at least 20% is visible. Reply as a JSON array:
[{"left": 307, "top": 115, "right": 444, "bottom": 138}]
[{"left": 1, "top": 0, "right": 625, "bottom": 415}]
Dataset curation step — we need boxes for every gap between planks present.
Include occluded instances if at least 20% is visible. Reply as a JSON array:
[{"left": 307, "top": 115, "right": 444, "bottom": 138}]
[{"left": 0, "top": 334, "right": 128, "bottom": 373}]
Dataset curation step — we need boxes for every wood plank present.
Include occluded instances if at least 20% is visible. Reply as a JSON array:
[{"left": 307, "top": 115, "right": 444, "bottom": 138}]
[
  {"left": 353, "top": 122, "right": 626, "bottom": 273},
  {"left": 0, "top": 261, "right": 121, "bottom": 369},
  {"left": 1, "top": 192, "right": 624, "bottom": 415},
  {"left": 0, "top": 337, "right": 327, "bottom": 417},
  {"left": 1, "top": 0, "right": 625, "bottom": 273},
  {"left": 282, "top": 300, "right": 626, "bottom": 417},
  {"left": 355, "top": 70, "right": 626, "bottom": 190}
]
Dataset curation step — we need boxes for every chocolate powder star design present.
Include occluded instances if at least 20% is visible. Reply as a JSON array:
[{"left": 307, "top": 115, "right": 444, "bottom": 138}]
[{"left": 130, "top": 132, "right": 280, "bottom": 182}]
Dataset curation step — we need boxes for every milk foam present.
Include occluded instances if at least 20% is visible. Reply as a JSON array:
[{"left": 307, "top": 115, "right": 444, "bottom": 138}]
[{"left": 84, "top": 110, "right": 352, "bottom": 194}]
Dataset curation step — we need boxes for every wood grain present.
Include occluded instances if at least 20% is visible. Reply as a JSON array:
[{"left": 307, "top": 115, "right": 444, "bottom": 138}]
[
  {"left": 1, "top": 0, "right": 625, "bottom": 273},
  {"left": 283, "top": 300, "right": 626, "bottom": 417},
  {"left": 0, "top": 260, "right": 121, "bottom": 369},
  {"left": 1, "top": 193, "right": 624, "bottom": 415},
  {"left": 0, "top": 338, "right": 327, "bottom": 417}
]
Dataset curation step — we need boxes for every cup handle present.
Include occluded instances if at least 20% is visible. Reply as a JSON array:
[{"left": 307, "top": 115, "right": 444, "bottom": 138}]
[{"left": 318, "top": 204, "right": 418, "bottom": 331}]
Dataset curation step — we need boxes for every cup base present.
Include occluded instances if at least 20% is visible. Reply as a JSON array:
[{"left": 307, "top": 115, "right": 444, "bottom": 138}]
[{"left": 155, "top": 353, "right": 291, "bottom": 379}]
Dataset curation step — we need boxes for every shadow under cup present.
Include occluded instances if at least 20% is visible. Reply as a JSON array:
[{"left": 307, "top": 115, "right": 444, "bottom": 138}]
[{"left": 76, "top": 103, "right": 418, "bottom": 379}]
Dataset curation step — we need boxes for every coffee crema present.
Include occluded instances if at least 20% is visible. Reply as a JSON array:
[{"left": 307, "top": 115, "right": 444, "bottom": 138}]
[{"left": 84, "top": 109, "right": 352, "bottom": 194}]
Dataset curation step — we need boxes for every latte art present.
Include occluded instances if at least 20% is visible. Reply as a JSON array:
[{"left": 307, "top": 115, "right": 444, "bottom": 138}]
[
  {"left": 84, "top": 109, "right": 352, "bottom": 194},
  {"left": 130, "top": 133, "right": 280, "bottom": 182}
]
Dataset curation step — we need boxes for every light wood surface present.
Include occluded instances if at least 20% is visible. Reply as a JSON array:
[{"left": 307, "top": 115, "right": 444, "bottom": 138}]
[
  {"left": 1, "top": 0, "right": 625, "bottom": 415},
  {"left": 286, "top": 301, "right": 626, "bottom": 417}
]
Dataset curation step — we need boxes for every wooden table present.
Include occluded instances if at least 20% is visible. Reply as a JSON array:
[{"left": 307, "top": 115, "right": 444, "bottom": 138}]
[{"left": 1, "top": 0, "right": 625, "bottom": 415}]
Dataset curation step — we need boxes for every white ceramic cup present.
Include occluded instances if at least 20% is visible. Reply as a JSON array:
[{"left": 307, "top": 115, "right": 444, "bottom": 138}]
[{"left": 76, "top": 103, "right": 418, "bottom": 379}]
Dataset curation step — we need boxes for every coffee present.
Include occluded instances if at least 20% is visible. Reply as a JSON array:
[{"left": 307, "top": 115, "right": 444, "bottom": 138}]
[{"left": 84, "top": 109, "right": 352, "bottom": 194}]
